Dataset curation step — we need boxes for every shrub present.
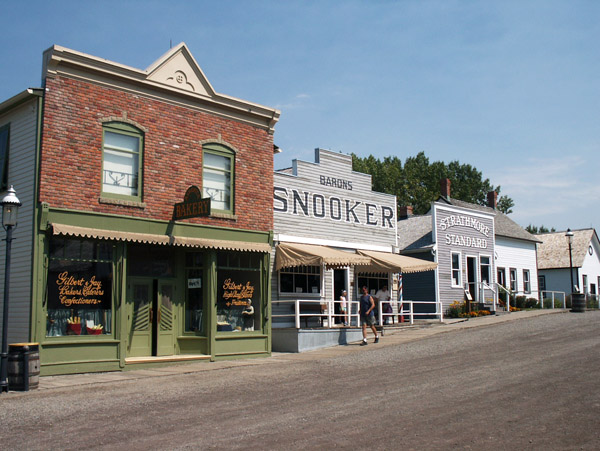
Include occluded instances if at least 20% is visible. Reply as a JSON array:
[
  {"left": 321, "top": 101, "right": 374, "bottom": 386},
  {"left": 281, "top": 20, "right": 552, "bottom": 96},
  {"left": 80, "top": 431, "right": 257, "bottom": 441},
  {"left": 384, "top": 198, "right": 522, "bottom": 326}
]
[
  {"left": 525, "top": 297, "right": 539, "bottom": 309},
  {"left": 447, "top": 301, "right": 465, "bottom": 318}
]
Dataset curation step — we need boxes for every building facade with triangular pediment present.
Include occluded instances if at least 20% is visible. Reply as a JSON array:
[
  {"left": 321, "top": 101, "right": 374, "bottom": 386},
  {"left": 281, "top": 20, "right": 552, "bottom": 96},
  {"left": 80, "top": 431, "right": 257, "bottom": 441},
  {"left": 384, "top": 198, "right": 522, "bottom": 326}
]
[{"left": 0, "top": 44, "right": 280, "bottom": 376}]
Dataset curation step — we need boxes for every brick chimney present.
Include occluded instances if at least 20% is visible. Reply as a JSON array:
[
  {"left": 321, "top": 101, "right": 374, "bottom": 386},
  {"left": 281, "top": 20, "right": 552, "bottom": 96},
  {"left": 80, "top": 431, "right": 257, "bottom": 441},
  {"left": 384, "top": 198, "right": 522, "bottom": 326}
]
[
  {"left": 487, "top": 191, "right": 498, "bottom": 209},
  {"left": 440, "top": 178, "right": 451, "bottom": 198},
  {"left": 398, "top": 206, "right": 413, "bottom": 220}
]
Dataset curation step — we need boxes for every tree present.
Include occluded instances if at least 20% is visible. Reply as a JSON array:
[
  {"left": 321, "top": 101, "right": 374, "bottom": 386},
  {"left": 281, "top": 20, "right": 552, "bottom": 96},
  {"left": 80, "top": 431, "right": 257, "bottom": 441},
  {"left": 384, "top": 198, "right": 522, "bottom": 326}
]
[
  {"left": 351, "top": 151, "right": 515, "bottom": 216},
  {"left": 525, "top": 224, "right": 556, "bottom": 234}
]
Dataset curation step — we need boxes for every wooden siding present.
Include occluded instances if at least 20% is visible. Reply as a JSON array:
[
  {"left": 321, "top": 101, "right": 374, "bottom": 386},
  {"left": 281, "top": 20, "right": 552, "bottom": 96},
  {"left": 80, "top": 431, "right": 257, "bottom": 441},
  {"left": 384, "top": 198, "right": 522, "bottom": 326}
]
[
  {"left": 0, "top": 98, "right": 38, "bottom": 343},
  {"left": 433, "top": 203, "right": 496, "bottom": 310},
  {"left": 495, "top": 236, "right": 539, "bottom": 298},
  {"left": 274, "top": 149, "right": 397, "bottom": 247}
]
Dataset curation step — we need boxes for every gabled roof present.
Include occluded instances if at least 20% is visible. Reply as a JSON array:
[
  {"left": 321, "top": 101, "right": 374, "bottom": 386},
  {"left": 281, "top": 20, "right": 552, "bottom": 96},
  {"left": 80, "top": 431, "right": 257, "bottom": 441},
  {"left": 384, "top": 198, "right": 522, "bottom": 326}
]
[
  {"left": 397, "top": 215, "right": 433, "bottom": 251},
  {"left": 439, "top": 197, "right": 541, "bottom": 243},
  {"left": 536, "top": 228, "right": 598, "bottom": 269},
  {"left": 42, "top": 43, "right": 280, "bottom": 133}
]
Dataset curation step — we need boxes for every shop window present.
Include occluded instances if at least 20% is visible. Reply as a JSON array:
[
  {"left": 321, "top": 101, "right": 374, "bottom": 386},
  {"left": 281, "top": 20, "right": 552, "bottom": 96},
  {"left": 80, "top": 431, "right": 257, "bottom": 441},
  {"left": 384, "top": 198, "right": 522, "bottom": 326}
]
[
  {"left": 102, "top": 122, "right": 143, "bottom": 200},
  {"left": 202, "top": 144, "right": 234, "bottom": 213},
  {"left": 357, "top": 273, "right": 387, "bottom": 296},
  {"left": 46, "top": 237, "right": 113, "bottom": 337},
  {"left": 523, "top": 269, "right": 531, "bottom": 293},
  {"left": 451, "top": 252, "right": 461, "bottom": 287},
  {"left": 216, "top": 251, "right": 262, "bottom": 332},
  {"left": 0, "top": 124, "right": 9, "bottom": 191},
  {"left": 279, "top": 266, "right": 321, "bottom": 294},
  {"left": 509, "top": 268, "right": 517, "bottom": 292},
  {"left": 480, "top": 256, "right": 491, "bottom": 285},
  {"left": 127, "top": 244, "right": 175, "bottom": 278},
  {"left": 185, "top": 252, "right": 204, "bottom": 334}
]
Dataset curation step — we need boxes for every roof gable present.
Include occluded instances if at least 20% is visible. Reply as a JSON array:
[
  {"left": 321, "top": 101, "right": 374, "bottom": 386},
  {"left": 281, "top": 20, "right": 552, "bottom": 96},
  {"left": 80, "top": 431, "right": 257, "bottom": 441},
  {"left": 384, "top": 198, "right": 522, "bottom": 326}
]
[
  {"left": 145, "top": 43, "right": 215, "bottom": 97},
  {"left": 537, "top": 228, "right": 596, "bottom": 269}
]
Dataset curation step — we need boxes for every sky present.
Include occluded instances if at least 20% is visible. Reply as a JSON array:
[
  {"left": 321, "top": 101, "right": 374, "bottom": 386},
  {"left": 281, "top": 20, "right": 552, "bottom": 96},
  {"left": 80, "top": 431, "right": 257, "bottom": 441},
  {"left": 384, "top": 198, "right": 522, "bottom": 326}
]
[{"left": 1, "top": 0, "right": 598, "bottom": 232}]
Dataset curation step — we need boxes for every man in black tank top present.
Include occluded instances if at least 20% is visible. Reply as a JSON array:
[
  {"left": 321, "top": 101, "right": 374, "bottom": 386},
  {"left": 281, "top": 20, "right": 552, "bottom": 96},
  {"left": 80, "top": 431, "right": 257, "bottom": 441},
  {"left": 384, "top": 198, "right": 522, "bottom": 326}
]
[{"left": 359, "top": 286, "right": 380, "bottom": 345}]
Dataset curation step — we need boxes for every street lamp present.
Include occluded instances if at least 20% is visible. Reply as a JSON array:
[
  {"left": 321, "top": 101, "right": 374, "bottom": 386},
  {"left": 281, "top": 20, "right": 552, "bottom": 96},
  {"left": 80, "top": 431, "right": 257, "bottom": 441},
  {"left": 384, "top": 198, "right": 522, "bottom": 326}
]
[
  {"left": 1, "top": 186, "right": 21, "bottom": 393},
  {"left": 565, "top": 228, "right": 574, "bottom": 294}
]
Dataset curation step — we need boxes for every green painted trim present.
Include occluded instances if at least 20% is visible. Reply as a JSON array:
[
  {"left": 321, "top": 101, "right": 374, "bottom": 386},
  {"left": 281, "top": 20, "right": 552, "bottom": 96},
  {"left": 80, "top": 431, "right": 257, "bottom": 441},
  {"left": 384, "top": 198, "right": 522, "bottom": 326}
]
[
  {"left": 43, "top": 207, "right": 271, "bottom": 244},
  {"left": 215, "top": 333, "right": 268, "bottom": 340},
  {"left": 41, "top": 360, "right": 121, "bottom": 376},
  {"left": 212, "top": 352, "right": 270, "bottom": 361},
  {"left": 207, "top": 251, "right": 217, "bottom": 361}
]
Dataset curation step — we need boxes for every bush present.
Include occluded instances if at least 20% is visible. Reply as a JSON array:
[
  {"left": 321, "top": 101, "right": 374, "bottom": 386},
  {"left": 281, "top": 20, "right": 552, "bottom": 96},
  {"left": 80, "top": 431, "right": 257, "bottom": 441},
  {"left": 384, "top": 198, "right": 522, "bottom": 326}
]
[
  {"left": 446, "top": 301, "right": 465, "bottom": 318},
  {"left": 543, "top": 298, "right": 564, "bottom": 308},
  {"left": 525, "top": 297, "right": 539, "bottom": 309},
  {"left": 512, "top": 295, "right": 527, "bottom": 309}
]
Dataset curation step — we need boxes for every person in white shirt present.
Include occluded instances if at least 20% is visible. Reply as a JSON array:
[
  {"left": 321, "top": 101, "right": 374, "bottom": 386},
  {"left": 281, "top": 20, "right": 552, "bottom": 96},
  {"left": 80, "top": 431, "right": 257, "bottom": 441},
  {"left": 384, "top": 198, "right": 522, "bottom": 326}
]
[{"left": 374, "top": 285, "right": 391, "bottom": 325}]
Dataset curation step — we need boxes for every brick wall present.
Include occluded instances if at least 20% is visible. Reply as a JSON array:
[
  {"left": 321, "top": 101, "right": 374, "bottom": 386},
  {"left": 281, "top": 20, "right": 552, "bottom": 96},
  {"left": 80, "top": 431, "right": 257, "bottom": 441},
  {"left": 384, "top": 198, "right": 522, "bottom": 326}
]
[{"left": 40, "top": 76, "right": 274, "bottom": 231}]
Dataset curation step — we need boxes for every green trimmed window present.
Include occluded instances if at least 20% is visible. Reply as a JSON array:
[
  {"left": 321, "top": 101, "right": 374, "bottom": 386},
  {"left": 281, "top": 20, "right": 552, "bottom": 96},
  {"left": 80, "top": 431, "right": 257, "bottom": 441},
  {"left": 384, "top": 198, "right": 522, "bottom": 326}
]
[
  {"left": 102, "top": 122, "right": 143, "bottom": 200},
  {"left": 202, "top": 144, "right": 234, "bottom": 213},
  {"left": 0, "top": 124, "right": 10, "bottom": 191}
]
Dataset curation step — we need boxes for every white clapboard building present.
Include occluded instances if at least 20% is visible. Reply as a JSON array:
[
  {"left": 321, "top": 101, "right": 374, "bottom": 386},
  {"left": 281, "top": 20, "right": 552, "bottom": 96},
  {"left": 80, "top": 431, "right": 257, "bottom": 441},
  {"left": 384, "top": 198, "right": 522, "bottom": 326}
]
[
  {"left": 271, "top": 149, "right": 436, "bottom": 351},
  {"left": 397, "top": 179, "right": 540, "bottom": 314}
]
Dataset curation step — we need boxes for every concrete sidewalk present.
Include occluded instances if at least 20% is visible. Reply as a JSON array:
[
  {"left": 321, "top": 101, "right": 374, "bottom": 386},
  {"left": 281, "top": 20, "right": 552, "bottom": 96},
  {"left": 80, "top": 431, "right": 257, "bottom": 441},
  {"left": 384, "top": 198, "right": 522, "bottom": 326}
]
[{"left": 37, "top": 308, "right": 566, "bottom": 391}]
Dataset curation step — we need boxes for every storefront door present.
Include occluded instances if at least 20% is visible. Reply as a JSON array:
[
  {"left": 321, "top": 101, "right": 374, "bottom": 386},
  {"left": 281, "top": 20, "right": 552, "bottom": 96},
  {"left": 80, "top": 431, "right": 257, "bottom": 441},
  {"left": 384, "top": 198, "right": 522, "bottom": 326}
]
[
  {"left": 466, "top": 256, "right": 478, "bottom": 303},
  {"left": 127, "top": 278, "right": 175, "bottom": 357}
]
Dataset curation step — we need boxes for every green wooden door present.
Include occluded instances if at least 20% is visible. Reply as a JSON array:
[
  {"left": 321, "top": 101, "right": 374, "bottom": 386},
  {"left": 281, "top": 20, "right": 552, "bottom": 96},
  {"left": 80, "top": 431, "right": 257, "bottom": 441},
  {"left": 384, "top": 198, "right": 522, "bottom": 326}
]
[
  {"left": 127, "top": 278, "right": 153, "bottom": 357},
  {"left": 157, "top": 281, "right": 176, "bottom": 356}
]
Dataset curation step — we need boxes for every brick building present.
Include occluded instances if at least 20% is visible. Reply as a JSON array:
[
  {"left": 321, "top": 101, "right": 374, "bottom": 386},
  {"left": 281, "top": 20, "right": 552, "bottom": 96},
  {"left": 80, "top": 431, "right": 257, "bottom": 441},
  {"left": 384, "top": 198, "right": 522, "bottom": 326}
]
[{"left": 0, "top": 44, "right": 280, "bottom": 375}]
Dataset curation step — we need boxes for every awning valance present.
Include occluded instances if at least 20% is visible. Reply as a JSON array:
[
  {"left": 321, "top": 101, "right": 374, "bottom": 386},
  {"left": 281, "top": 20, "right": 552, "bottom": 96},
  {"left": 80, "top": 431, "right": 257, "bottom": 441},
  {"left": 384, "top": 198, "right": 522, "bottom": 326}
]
[
  {"left": 356, "top": 249, "right": 437, "bottom": 274},
  {"left": 50, "top": 224, "right": 271, "bottom": 253},
  {"left": 275, "top": 242, "right": 371, "bottom": 271}
]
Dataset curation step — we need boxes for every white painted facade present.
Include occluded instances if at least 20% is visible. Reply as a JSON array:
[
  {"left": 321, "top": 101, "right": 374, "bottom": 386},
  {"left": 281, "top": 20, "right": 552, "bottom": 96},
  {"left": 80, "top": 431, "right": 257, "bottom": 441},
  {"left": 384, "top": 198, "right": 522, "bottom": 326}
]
[{"left": 496, "top": 236, "right": 539, "bottom": 299}]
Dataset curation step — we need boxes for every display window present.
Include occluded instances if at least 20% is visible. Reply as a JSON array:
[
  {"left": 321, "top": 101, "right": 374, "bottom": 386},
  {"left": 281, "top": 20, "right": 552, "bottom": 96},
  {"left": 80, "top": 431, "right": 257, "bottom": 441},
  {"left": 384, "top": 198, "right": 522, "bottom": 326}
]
[
  {"left": 216, "top": 251, "right": 262, "bottom": 332},
  {"left": 185, "top": 252, "right": 204, "bottom": 334},
  {"left": 357, "top": 273, "right": 388, "bottom": 296},
  {"left": 279, "top": 266, "right": 321, "bottom": 294},
  {"left": 46, "top": 237, "right": 113, "bottom": 337}
]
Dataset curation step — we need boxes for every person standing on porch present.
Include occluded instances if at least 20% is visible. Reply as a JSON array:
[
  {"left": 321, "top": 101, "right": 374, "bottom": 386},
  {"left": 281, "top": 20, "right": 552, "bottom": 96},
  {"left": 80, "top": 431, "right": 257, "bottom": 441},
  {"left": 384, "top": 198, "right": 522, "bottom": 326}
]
[
  {"left": 375, "top": 285, "right": 391, "bottom": 325},
  {"left": 360, "top": 286, "right": 379, "bottom": 345},
  {"left": 339, "top": 289, "right": 348, "bottom": 326}
]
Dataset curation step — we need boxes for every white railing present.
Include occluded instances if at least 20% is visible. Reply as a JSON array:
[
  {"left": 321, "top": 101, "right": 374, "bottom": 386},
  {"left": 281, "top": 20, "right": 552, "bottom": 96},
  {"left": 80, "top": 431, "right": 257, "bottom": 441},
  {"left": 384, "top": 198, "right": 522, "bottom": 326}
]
[
  {"left": 539, "top": 290, "right": 567, "bottom": 309},
  {"left": 272, "top": 298, "right": 444, "bottom": 329},
  {"left": 379, "top": 300, "right": 444, "bottom": 325},
  {"left": 478, "top": 282, "right": 498, "bottom": 312},
  {"left": 271, "top": 299, "right": 361, "bottom": 329}
]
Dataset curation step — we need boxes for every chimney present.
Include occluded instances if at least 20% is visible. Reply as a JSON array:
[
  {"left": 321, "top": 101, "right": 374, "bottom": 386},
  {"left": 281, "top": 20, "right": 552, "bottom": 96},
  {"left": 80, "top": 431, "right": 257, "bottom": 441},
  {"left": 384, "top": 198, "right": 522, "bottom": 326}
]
[
  {"left": 398, "top": 206, "right": 413, "bottom": 219},
  {"left": 440, "top": 178, "right": 451, "bottom": 198},
  {"left": 487, "top": 191, "right": 498, "bottom": 209}
]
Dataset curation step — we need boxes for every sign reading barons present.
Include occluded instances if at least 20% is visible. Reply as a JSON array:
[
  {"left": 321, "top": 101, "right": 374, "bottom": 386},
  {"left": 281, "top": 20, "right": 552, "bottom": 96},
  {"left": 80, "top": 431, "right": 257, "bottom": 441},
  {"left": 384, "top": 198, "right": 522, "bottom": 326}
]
[
  {"left": 274, "top": 186, "right": 395, "bottom": 229},
  {"left": 440, "top": 214, "right": 490, "bottom": 249}
]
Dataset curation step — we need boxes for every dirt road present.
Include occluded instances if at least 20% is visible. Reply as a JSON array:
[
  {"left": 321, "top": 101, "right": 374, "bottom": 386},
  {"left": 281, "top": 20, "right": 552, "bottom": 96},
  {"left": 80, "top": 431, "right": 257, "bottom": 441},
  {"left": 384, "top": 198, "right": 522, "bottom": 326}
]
[{"left": 1, "top": 312, "right": 599, "bottom": 450}]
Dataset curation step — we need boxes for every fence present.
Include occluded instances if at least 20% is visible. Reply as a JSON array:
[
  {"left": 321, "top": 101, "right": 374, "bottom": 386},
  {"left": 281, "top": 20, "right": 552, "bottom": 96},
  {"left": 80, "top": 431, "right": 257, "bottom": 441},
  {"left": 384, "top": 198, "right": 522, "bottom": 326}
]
[{"left": 272, "top": 298, "right": 444, "bottom": 329}]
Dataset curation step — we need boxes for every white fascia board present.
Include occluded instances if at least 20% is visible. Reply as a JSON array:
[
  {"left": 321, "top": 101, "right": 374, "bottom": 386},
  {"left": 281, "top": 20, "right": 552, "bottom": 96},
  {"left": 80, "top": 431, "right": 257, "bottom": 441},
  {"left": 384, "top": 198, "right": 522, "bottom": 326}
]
[{"left": 275, "top": 234, "right": 392, "bottom": 253}]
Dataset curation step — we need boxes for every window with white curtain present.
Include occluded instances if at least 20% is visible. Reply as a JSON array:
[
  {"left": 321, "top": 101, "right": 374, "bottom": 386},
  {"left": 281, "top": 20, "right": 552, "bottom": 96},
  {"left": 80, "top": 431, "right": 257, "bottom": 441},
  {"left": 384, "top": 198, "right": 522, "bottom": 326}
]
[{"left": 102, "top": 123, "right": 143, "bottom": 199}]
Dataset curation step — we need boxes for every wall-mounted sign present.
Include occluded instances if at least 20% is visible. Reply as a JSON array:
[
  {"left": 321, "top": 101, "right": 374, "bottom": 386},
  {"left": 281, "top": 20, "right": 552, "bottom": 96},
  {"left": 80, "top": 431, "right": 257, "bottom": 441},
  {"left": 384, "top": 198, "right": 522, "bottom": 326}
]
[
  {"left": 173, "top": 185, "right": 211, "bottom": 221},
  {"left": 47, "top": 263, "right": 112, "bottom": 310}
]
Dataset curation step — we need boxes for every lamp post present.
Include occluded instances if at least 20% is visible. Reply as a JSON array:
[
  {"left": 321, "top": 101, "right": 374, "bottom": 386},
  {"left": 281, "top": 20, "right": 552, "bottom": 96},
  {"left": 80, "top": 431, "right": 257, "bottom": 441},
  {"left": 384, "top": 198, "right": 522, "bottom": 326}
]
[
  {"left": 565, "top": 228, "right": 574, "bottom": 293},
  {"left": 1, "top": 186, "right": 21, "bottom": 393}
]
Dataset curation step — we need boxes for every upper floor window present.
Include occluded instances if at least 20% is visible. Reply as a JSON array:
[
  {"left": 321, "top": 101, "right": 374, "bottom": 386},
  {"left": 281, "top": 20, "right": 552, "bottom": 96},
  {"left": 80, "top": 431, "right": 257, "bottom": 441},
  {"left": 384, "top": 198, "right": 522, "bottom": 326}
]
[
  {"left": 0, "top": 124, "right": 10, "bottom": 191},
  {"left": 202, "top": 144, "right": 234, "bottom": 213},
  {"left": 102, "top": 122, "right": 143, "bottom": 200}
]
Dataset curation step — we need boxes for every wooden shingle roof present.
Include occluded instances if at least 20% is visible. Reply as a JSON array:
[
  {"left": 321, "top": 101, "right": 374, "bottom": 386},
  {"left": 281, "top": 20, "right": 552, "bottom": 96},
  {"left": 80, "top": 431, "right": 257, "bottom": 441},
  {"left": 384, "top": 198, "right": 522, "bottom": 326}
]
[{"left": 536, "top": 229, "right": 595, "bottom": 269}]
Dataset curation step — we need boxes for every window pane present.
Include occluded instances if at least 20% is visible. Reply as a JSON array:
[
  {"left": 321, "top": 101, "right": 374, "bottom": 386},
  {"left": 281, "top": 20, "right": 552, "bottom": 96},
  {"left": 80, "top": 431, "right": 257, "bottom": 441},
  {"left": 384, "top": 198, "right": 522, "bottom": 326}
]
[
  {"left": 103, "top": 131, "right": 139, "bottom": 196},
  {"left": 203, "top": 167, "right": 230, "bottom": 210},
  {"left": 204, "top": 152, "right": 230, "bottom": 172}
]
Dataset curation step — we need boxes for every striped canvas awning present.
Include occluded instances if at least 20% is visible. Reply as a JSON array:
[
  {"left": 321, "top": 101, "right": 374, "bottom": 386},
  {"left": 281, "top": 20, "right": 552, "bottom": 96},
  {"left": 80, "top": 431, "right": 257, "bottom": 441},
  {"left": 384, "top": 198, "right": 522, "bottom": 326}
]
[
  {"left": 275, "top": 242, "right": 371, "bottom": 271},
  {"left": 356, "top": 249, "right": 437, "bottom": 274},
  {"left": 50, "top": 223, "right": 271, "bottom": 252}
]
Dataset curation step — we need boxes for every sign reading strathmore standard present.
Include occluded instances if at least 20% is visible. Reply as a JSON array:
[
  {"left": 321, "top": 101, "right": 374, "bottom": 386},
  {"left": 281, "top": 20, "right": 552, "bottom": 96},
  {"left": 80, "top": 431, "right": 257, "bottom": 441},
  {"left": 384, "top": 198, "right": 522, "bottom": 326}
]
[
  {"left": 274, "top": 149, "right": 397, "bottom": 246},
  {"left": 440, "top": 214, "right": 491, "bottom": 249}
]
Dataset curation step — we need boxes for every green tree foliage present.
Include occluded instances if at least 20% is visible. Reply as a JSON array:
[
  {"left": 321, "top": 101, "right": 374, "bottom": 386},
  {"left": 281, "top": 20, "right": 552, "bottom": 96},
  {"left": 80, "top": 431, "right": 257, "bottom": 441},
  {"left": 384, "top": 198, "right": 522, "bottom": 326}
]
[
  {"left": 351, "top": 151, "right": 515, "bottom": 215},
  {"left": 525, "top": 224, "right": 556, "bottom": 234}
]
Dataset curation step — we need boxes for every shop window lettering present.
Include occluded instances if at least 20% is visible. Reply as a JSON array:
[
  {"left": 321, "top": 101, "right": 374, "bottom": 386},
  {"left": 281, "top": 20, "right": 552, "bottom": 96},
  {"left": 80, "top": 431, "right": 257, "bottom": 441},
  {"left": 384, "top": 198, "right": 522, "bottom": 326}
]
[
  {"left": 55, "top": 272, "right": 105, "bottom": 307},
  {"left": 222, "top": 278, "right": 255, "bottom": 306}
]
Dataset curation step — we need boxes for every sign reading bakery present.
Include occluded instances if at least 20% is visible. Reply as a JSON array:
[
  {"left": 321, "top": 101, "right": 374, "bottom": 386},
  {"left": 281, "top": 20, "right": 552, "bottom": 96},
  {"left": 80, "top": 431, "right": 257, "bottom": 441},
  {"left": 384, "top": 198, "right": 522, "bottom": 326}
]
[
  {"left": 435, "top": 206, "right": 494, "bottom": 250},
  {"left": 273, "top": 149, "right": 397, "bottom": 245}
]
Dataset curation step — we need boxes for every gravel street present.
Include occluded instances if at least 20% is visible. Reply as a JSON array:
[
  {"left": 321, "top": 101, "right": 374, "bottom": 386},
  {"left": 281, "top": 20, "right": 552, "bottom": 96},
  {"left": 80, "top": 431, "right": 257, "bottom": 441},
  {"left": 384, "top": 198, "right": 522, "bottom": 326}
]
[{"left": 1, "top": 311, "right": 599, "bottom": 450}]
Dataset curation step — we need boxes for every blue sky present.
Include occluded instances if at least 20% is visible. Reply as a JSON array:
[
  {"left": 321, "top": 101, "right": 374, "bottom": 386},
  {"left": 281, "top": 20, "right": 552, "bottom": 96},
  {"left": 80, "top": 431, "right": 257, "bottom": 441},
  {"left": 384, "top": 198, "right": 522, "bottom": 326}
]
[{"left": 2, "top": 0, "right": 598, "bottom": 232}]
